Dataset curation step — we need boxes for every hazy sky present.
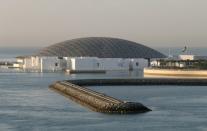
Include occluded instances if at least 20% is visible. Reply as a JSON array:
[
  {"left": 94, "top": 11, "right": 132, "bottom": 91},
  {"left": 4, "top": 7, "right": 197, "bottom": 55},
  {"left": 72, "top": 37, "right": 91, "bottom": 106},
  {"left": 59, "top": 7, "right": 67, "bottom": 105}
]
[{"left": 0, "top": 0, "right": 207, "bottom": 47}]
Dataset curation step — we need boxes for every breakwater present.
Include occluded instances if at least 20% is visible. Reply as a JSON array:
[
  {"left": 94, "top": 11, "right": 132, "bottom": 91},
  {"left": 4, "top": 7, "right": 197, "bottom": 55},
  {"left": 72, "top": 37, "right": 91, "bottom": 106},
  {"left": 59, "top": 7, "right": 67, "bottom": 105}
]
[
  {"left": 67, "top": 78, "right": 207, "bottom": 86},
  {"left": 49, "top": 78, "right": 207, "bottom": 114},
  {"left": 50, "top": 81, "right": 151, "bottom": 114}
]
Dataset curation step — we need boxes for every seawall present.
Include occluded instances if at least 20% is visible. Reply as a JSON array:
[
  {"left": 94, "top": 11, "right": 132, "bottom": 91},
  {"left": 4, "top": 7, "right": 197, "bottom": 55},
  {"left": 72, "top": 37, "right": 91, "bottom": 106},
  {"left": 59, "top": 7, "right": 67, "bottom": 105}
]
[
  {"left": 144, "top": 68, "right": 207, "bottom": 77},
  {"left": 50, "top": 81, "right": 151, "bottom": 114},
  {"left": 67, "top": 78, "right": 207, "bottom": 86}
]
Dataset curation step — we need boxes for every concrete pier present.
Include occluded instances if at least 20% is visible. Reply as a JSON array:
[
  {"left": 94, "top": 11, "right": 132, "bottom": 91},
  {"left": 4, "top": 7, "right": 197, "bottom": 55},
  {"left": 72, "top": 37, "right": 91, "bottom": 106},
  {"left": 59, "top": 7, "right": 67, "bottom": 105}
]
[{"left": 50, "top": 81, "right": 151, "bottom": 114}]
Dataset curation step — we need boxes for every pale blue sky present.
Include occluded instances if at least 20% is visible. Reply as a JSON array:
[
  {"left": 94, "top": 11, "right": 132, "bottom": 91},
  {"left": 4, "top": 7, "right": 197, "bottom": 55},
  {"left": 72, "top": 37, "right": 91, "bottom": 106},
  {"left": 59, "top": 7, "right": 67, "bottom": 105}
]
[{"left": 0, "top": 0, "right": 207, "bottom": 47}]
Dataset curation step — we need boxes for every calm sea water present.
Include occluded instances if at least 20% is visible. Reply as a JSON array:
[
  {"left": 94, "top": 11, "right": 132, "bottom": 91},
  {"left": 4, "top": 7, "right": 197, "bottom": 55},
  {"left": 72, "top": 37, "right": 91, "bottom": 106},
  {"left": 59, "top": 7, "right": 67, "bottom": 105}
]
[{"left": 0, "top": 47, "right": 207, "bottom": 131}]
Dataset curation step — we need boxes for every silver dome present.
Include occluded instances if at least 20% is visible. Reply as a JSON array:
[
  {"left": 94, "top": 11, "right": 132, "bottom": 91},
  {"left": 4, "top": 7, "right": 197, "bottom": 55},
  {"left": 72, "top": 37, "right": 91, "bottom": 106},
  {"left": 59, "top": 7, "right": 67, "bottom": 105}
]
[{"left": 36, "top": 37, "right": 165, "bottom": 58}]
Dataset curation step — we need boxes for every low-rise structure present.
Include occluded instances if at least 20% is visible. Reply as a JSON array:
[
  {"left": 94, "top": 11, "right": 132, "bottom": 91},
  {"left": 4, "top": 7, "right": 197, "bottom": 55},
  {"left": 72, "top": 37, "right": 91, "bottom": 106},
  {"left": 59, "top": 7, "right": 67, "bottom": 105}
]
[
  {"left": 17, "top": 56, "right": 148, "bottom": 72},
  {"left": 179, "top": 55, "right": 207, "bottom": 61},
  {"left": 151, "top": 55, "right": 207, "bottom": 69}
]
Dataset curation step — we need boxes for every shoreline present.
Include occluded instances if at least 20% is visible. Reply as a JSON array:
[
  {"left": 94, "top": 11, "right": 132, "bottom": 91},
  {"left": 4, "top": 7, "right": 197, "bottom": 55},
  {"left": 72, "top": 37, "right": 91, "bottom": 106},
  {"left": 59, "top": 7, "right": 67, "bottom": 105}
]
[{"left": 144, "top": 68, "right": 207, "bottom": 77}]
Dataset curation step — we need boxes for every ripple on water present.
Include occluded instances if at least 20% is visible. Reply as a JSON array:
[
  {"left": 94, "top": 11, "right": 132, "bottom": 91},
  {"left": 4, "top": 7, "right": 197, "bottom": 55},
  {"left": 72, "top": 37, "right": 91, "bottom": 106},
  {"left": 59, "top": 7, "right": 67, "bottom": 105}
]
[{"left": 0, "top": 72, "right": 207, "bottom": 131}]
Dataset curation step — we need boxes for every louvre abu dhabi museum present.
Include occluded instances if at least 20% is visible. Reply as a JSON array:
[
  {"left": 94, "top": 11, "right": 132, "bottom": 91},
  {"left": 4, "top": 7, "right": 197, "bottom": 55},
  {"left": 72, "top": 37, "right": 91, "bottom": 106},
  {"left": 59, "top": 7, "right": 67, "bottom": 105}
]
[{"left": 16, "top": 37, "right": 165, "bottom": 72}]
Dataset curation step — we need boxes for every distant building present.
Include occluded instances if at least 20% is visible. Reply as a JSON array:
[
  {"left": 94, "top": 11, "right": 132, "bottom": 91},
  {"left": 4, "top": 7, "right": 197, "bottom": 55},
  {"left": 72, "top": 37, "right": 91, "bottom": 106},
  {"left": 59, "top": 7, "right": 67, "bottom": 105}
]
[
  {"left": 16, "top": 37, "right": 165, "bottom": 72},
  {"left": 151, "top": 55, "right": 207, "bottom": 69},
  {"left": 179, "top": 55, "right": 207, "bottom": 61}
]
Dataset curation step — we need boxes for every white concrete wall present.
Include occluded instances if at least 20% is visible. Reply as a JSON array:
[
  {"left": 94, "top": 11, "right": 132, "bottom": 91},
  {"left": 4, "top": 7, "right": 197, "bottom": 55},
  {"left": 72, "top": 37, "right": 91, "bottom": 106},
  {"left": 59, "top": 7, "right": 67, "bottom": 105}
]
[
  {"left": 23, "top": 57, "right": 32, "bottom": 69},
  {"left": 71, "top": 57, "right": 98, "bottom": 70},
  {"left": 131, "top": 58, "right": 148, "bottom": 69},
  {"left": 41, "top": 57, "right": 67, "bottom": 72},
  {"left": 69, "top": 57, "right": 148, "bottom": 71},
  {"left": 21, "top": 56, "right": 149, "bottom": 72},
  {"left": 22, "top": 57, "right": 41, "bottom": 71},
  {"left": 21, "top": 56, "right": 67, "bottom": 72},
  {"left": 99, "top": 58, "right": 129, "bottom": 70}
]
